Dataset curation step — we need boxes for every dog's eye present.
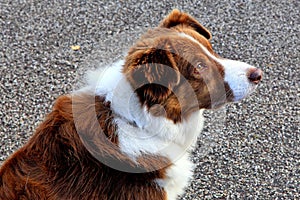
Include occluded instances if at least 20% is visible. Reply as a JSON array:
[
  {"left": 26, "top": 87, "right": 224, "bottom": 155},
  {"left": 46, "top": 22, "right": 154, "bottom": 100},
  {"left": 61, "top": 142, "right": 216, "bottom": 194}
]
[
  {"left": 193, "top": 63, "right": 208, "bottom": 76},
  {"left": 196, "top": 63, "right": 207, "bottom": 70}
]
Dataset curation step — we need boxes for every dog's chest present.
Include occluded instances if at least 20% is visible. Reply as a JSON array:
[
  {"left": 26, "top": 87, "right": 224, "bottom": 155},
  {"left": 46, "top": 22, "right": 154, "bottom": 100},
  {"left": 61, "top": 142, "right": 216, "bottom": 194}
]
[{"left": 156, "top": 153, "right": 195, "bottom": 200}]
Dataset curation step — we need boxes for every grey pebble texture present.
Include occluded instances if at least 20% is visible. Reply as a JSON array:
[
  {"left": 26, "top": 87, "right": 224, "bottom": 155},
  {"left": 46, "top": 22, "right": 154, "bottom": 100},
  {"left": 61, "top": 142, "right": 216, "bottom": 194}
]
[{"left": 0, "top": 0, "right": 299, "bottom": 199}]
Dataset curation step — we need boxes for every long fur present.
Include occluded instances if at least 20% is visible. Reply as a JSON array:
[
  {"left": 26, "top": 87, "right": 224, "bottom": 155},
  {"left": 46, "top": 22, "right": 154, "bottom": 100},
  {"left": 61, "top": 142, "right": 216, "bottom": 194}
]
[{"left": 0, "top": 9, "right": 261, "bottom": 200}]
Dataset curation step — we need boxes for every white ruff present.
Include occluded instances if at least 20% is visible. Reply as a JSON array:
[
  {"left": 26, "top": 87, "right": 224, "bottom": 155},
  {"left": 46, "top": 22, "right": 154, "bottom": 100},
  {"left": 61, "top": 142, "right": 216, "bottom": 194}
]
[
  {"left": 178, "top": 32, "right": 257, "bottom": 101},
  {"left": 87, "top": 60, "right": 205, "bottom": 200}
]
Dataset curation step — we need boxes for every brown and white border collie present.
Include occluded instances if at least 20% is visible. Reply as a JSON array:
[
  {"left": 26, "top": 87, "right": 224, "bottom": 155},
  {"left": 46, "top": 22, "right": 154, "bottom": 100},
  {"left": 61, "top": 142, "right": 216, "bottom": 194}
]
[{"left": 0, "top": 9, "right": 262, "bottom": 200}]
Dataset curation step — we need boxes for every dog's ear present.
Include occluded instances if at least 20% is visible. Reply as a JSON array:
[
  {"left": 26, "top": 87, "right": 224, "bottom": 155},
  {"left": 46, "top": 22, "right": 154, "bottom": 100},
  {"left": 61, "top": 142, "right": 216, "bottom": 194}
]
[
  {"left": 159, "top": 9, "right": 212, "bottom": 40},
  {"left": 124, "top": 40, "right": 180, "bottom": 106}
]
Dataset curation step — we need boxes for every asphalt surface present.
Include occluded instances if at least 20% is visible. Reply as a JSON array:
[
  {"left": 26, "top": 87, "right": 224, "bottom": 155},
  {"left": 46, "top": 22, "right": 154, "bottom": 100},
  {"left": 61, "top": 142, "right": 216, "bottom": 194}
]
[{"left": 0, "top": 0, "right": 299, "bottom": 199}]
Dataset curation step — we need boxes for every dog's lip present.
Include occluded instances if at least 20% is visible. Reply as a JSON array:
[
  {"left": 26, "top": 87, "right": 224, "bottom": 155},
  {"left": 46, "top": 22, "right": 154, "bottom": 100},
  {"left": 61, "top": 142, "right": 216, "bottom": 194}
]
[{"left": 233, "top": 84, "right": 258, "bottom": 101}]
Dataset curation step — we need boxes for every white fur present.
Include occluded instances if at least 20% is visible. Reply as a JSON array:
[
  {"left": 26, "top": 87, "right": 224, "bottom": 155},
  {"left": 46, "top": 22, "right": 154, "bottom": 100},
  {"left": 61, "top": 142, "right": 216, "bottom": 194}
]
[
  {"left": 156, "top": 153, "right": 195, "bottom": 200},
  {"left": 178, "top": 32, "right": 257, "bottom": 101},
  {"left": 218, "top": 59, "right": 257, "bottom": 101},
  {"left": 87, "top": 60, "right": 205, "bottom": 199}
]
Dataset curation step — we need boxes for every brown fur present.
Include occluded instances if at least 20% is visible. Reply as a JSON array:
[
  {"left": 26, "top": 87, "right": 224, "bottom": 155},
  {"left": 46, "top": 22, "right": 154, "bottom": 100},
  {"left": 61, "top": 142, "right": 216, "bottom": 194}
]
[
  {"left": 1, "top": 9, "right": 233, "bottom": 199},
  {"left": 159, "top": 9, "right": 212, "bottom": 40},
  {"left": 123, "top": 11, "right": 233, "bottom": 123},
  {"left": 0, "top": 93, "right": 169, "bottom": 199}
]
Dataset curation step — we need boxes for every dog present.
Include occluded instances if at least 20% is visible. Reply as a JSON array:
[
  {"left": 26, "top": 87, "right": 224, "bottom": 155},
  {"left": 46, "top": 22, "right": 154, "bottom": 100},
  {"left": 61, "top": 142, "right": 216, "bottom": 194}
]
[{"left": 0, "top": 9, "right": 262, "bottom": 200}]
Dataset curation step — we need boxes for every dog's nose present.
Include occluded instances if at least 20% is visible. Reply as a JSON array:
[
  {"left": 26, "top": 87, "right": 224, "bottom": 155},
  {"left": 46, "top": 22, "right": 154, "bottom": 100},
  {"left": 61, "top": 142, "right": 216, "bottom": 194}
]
[{"left": 248, "top": 68, "right": 263, "bottom": 84}]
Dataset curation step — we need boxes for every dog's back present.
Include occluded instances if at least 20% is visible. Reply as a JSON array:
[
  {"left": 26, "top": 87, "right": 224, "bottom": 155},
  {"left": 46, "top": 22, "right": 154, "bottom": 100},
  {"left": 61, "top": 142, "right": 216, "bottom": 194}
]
[{"left": 0, "top": 94, "right": 169, "bottom": 200}]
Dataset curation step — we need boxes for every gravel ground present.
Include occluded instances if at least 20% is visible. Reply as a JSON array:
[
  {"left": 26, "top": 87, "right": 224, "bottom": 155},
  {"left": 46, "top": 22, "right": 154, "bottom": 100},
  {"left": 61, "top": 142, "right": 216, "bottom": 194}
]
[{"left": 0, "top": 0, "right": 299, "bottom": 199}]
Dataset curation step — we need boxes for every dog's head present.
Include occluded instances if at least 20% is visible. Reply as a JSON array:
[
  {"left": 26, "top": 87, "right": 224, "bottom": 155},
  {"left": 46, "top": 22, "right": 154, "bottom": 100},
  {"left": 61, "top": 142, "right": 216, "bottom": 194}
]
[{"left": 123, "top": 9, "right": 262, "bottom": 122}]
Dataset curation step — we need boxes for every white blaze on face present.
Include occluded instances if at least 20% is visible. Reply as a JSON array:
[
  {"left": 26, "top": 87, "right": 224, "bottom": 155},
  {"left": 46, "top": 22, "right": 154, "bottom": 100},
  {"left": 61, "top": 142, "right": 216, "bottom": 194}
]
[{"left": 178, "top": 32, "right": 258, "bottom": 102}]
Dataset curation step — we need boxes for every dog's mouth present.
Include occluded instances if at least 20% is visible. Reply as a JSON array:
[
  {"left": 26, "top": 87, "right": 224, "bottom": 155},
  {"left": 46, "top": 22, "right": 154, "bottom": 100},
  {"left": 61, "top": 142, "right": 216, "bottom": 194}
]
[
  {"left": 208, "top": 82, "right": 258, "bottom": 109},
  {"left": 231, "top": 83, "right": 258, "bottom": 102}
]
